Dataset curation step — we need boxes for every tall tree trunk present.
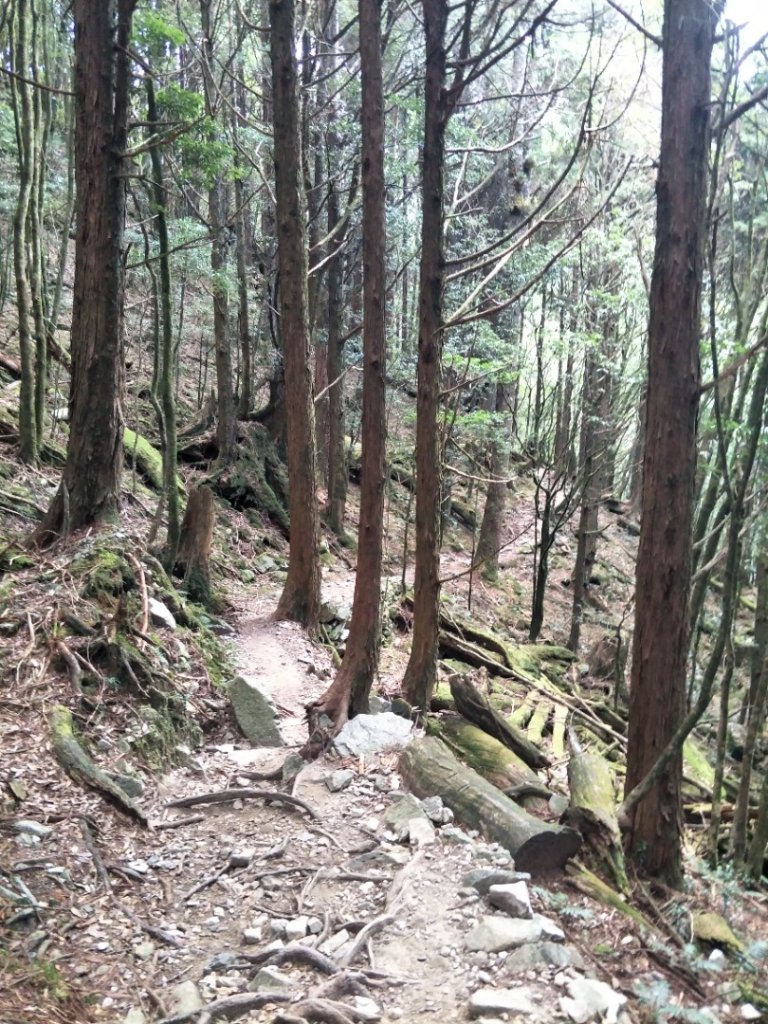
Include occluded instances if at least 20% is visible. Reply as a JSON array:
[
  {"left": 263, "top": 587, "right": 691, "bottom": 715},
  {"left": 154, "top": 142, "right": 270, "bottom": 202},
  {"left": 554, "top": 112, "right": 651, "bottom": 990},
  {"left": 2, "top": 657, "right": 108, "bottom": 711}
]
[
  {"left": 200, "top": 0, "right": 237, "bottom": 466},
  {"left": 475, "top": 381, "right": 510, "bottom": 582},
  {"left": 146, "top": 72, "right": 180, "bottom": 566},
  {"left": 271, "top": 0, "right": 321, "bottom": 629},
  {"left": 567, "top": 320, "right": 609, "bottom": 654},
  {"left": 401, "top": 0, "right": 448, "bottom": 713},
  {"left": 623, "top": 0, "right": 720, "bottom": 885},
  {"left": 325, "top": 174, "right": 349, "bottom": 536},
  {"left": 37, "top": 0, "right": 137, "bottom": 540},
  {"left": 306, "top": 0, "right": 386, "bottom": 734},
  {"left": 10, "top": 0, "right": 37, "bottom": 463}
]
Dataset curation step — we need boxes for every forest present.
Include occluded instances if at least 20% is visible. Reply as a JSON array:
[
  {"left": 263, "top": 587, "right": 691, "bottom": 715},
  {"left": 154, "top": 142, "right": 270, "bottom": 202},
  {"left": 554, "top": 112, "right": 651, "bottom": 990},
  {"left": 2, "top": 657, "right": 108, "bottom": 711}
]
[{"left": 1, "top": 0, "right": 768, "bottom": 1021}]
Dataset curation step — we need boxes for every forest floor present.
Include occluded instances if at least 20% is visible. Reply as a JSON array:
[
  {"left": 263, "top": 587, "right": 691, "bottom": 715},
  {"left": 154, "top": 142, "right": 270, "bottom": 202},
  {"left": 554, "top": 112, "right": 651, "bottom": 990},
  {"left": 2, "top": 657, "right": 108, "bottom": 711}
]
[{"left": 1, "top": 431, "right": 768, "bottom": 1023}]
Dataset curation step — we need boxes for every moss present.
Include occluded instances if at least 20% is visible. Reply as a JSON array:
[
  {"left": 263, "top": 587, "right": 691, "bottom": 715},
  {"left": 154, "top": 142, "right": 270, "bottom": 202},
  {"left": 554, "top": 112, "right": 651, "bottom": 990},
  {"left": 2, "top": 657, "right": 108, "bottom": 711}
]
[
  {"left": 74, "top": 548, "right": 135, "bottom": 601},
  {"left": 124, "top": 427, "right": 185, "bottom": 496},
  {"left": 192, "top": 624, "right": 235, "bottom": 690}
]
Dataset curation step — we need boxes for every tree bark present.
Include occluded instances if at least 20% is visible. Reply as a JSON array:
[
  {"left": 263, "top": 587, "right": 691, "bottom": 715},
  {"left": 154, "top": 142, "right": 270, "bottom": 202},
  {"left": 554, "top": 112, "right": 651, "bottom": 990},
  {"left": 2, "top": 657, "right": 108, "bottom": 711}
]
[
  {"left": 270, "top": 0, "right": 321, "bottom": 629},
  {"left": 624, "top": 0, "right": 720, "bottom": 885},
  {"left": 37, "top": 0, "right": 137, "bottom": 540},
  {"left": 401, "top": 0, "right": 448, "bottom": 712},
  {"left": 305, "top": 0, "right": 386, "bottom": 733}
]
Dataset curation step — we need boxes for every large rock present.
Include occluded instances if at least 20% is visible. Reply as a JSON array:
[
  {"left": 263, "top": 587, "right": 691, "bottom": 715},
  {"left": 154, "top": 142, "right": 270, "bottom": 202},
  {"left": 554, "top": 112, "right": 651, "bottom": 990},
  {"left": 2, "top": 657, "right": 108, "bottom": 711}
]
[
  {"left": 333, "top": 712, "right": 412, "bottom": 756},
  {"left": 503, "top": 941, "right": 585, "bottom": 974},
  {"left": 561, "top": 977, "right": 627, "bottom": 1024},
  {"left": 229, "top": 676, "right": 285, "bottom": 747},
  {"left": 469, "top": 987, "right": 538, "bottom": 1017},
  {"left": 466, "top": 915, "right": 543, "bottom": 953}
]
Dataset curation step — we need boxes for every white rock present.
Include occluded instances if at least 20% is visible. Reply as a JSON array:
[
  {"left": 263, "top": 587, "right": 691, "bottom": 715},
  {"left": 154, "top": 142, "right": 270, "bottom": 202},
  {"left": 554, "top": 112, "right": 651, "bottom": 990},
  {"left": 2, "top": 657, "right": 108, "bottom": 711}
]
[
  {"left": 333, "top": 713, "right": 413, "bottom": 756},
  {"left": 242, "top": 928, "right": 262, "bottom": 945},
  {"left": 466, "top": 915, "right": 543, "bottom": 953},
  {"left": 319, "top": 929, "right": 350, "bottom": 955},
  {"left": 285, "top": 916, "right": 309, "bottom": 941},
  {"left": 353, "top": 996, "right": 383, "bottom": 1021},
  {"left": 487, "top": 882, "right": 532, "bottom": 919},
  {"left": 148, "top": 597, "right": 176, "bottom": 630},
  {"left": 469, "top": 987, "right": 538, "bottom": 1018},
  {"left": 565, "top": 976, "right": 627, "bottom": 1024},
  {"left": 560, "top": 996, "right": 591, "bottom": 1023},
  {"left": 740, "top": 1006, "right": 762, "bottom": 1021},
  {"left": 534, "top": 913, "right": 565, "bottom": 941}
]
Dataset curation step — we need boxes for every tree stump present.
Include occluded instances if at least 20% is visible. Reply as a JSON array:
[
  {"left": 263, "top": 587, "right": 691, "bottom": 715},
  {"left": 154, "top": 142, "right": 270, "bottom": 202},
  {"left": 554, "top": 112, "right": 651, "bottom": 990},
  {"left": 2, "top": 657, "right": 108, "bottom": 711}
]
[{"left": 177, "top": 485, "right": 215, "bottom": 605}]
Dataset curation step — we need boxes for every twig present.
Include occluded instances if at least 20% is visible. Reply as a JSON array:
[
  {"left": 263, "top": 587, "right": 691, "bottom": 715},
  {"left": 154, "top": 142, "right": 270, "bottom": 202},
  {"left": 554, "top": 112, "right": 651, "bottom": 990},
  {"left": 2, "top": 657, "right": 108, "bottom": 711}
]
[
  {"left": 55, "top": 640, "right": 83, "bottom": 693},
  {"left": 155, "top": 814, "right": 205, "bottom": 830},
  {"left": 79, "top": 817, "right": 111, "bottom": 892},
  {"left": 166, "top": 788, "right": 317, "bottom": 818}
]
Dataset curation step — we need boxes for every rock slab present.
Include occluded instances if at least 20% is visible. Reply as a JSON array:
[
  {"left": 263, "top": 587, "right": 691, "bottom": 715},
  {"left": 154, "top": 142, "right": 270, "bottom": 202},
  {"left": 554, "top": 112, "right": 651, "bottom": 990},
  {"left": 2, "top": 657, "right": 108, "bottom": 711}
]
[{"left": 229, "top": 676, "right": 285, "bottom": 747}]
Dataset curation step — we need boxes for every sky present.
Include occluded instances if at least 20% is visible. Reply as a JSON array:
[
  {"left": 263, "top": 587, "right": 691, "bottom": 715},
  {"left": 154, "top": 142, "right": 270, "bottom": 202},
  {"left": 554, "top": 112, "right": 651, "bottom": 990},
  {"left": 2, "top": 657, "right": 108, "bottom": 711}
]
[{"left": 725, "top": 0, "right": 768, "bottom": 46}]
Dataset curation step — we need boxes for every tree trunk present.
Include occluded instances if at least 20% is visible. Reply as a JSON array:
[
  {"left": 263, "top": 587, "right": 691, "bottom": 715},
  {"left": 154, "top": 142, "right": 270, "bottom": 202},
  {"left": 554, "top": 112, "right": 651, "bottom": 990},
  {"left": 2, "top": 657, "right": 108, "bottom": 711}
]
[
  {"left": 200, "top": 0, "right": 237, "bottom": 467},
  {"left": 401, "top": 0, "right": 448, "bottom": 712},
  {"left": 624, "top": 0, "right": 720, "bottom": 885},
  {"left": 475, "top": 381, "right": 511, "bottom": 582},
  {"left": 305, "top": 0, "right": 386, "bottom": 736},
  {"left": 10, "top": 0, "right": 37, "bottom": 463},
  {"left": 146, "top": 72, "right": 180, "bottom": 567},
  {"left": 270, "top": 0, "right": 321, "bottom": 629},
  {"left": 37, "top": 0, "right": 137, "bottom": 540}
]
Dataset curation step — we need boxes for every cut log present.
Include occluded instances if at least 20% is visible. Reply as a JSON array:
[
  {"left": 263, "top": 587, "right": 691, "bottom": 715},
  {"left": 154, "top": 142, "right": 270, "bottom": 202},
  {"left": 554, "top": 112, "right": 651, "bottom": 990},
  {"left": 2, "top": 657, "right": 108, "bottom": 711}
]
[
  {"left": 450, "top": 675, "right": 549, "bottom": 770},
  {"left": 399, "top": 736, "right": 580, "bottom": 874},
  {"left": 425, "top": 714, "right": 549, "bottom": 813},
  {"left": 562, "top": 750, "right": 628, "bottom": 893}
]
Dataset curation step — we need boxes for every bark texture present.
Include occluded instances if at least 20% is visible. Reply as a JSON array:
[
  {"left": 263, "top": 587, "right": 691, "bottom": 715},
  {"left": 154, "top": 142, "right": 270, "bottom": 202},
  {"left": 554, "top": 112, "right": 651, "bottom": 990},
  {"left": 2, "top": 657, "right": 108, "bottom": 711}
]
[
  {"left": 306, "top": 0, "right": 387, "bottom": 731},
  {"left": 38, "top": 0, "right": 136, "bottom": 540},
  {"left": 401, "top": 0, "right": 448, "bottom": 712},
  {"left": 624, "top": 0, "right": 720, "bottom": 885},
  {"left": 270, "top": 0, "right": 321, "bottom": 629}
]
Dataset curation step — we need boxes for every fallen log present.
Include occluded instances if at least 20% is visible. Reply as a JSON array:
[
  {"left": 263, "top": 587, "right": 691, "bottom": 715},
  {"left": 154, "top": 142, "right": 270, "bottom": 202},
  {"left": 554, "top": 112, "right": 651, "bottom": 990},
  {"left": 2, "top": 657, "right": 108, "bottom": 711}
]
[
  {"left": 399, "top": 736, "right": 580, "bottom": 874},
  {"left": 425, "top": 714, "right": 550, "bottom": 813},
  {"left": 562, "top": 749, "right": 628, "bottom": 893},
  {"left": 450, "top": 674, "right": 549, "bottom": 770}
]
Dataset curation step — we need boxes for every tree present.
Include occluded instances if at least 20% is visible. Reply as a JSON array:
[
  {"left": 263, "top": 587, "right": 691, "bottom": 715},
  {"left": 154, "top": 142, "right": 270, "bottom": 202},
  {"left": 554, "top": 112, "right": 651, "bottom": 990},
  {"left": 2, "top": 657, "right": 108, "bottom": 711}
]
[
  {"left": 270, "top": 0, "right": 321, "bottom": 628},
  {"left": 305, "top": 0, "right": 386, "bottom": 736},
  {"left": 400, "top": 0, "right": 448, "bottom": 712},
  {"left": 37, "top": 0, "right": 137, "bottom": 540},
  {"left": 623, "top": 0, "right": 722, "bottom": 885}
]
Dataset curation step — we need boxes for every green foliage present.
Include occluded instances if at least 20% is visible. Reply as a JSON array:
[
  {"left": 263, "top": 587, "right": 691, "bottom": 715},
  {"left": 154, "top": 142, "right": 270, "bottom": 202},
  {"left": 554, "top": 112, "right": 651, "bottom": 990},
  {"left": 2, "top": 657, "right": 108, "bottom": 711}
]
[
  {"left": 633, "top": 979, "right": 718, "bottom": 1023},
  {"left": 156, "top": 83, "right": 204, "bottom": 123},
  {"left": 133, "top": 9, "right": 186, "bottom": 50}
]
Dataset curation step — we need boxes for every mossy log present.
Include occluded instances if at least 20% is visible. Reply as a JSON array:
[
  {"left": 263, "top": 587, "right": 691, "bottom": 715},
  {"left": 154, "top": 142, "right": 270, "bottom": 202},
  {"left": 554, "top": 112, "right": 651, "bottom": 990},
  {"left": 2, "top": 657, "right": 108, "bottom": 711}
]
[
  {"left": 565, "top": 862, "right": 659, "bottom": 934},
  {"left": 400, "top": 736, "right": 580, "bottom": 874},
  {"left": 509, "top": 692, "right": 537, "bottom": 728},
  {"left": 425, "top": 714, "right": 549, "bottom": 813},
  {"left": 124, "top": 428, "right": 185, "bottom": 496},
  {"left": 526, "top": 699, "right": 552, "bottom": 744},
  {"left": 562, "top": 751, "right": 628, "bottom": 893},
  {"left": 450, "top": 674, "right": 550, "bottom": 770},
  {"left": 48, "top": 705, "right": 148, "bottom": 825}
]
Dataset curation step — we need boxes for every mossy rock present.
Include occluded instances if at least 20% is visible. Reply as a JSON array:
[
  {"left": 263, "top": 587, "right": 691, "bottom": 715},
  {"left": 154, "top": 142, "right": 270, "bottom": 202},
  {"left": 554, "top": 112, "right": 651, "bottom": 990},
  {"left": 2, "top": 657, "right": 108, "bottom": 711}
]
[
  {"left": 124, "top": 427, "right": 185, "bottom": 496},
  {"left": 74, "top": 548, "right": 135, "bottom": 600}
]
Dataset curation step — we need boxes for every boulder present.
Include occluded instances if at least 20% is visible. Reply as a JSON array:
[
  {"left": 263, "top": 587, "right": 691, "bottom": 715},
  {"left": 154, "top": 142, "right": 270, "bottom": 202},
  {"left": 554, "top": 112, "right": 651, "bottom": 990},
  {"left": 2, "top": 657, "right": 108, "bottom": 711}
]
[{"left": 229, "top": 676, "right": 285, "bottom": 747}]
